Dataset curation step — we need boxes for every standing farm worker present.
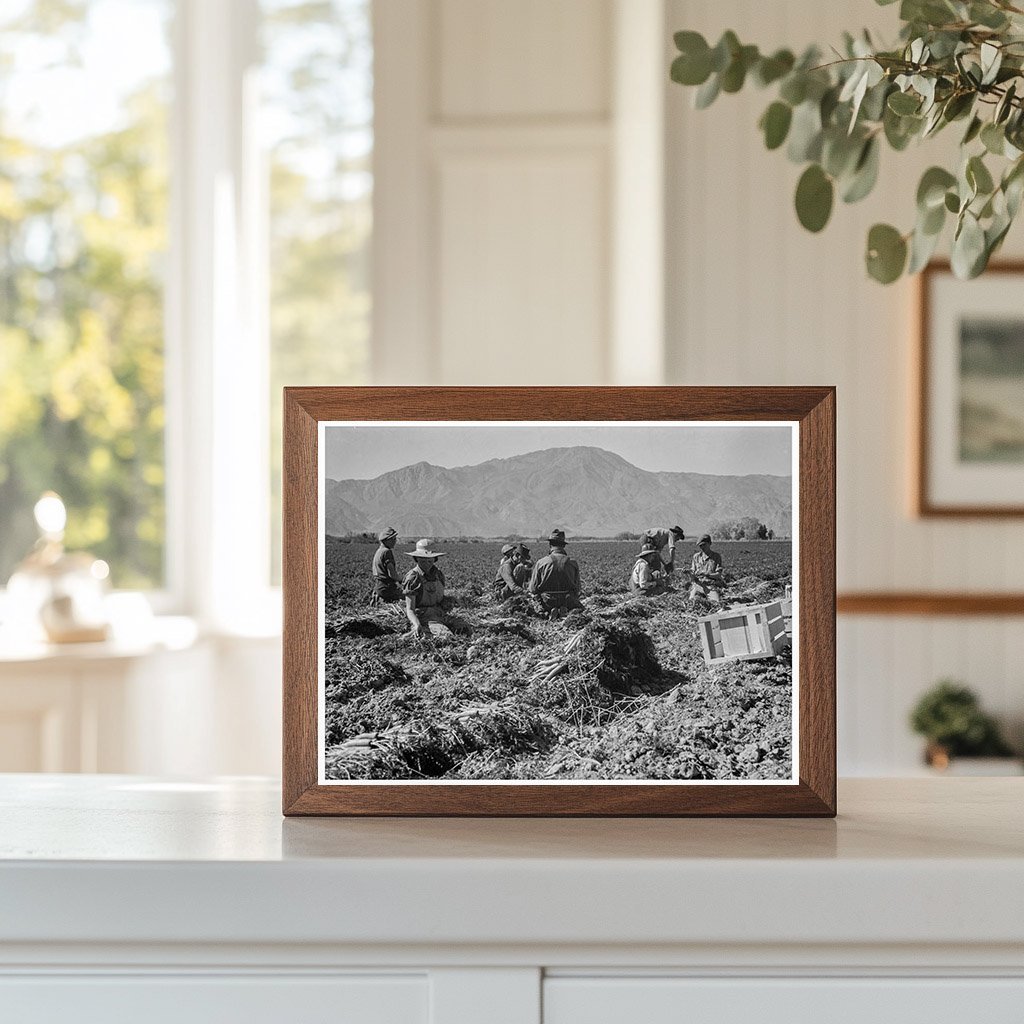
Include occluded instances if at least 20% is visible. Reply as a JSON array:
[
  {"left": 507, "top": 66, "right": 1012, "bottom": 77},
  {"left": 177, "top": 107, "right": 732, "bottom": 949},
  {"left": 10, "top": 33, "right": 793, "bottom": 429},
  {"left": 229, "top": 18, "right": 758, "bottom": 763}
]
[
  {"left": 370, "top": 527, "right": 402, "bottom": 604},
  {"left": 493, "top": 543, "right": 524, "bottom": 601},
  {"left": 402, "top": 539, "right": 449, "bottom": 637},
  {"left": 629, "top": 544, "right": 668, "bottom": 595},
  {"left": 689, "top": 533, "right": 725, "bottom": 604},
  {"left": 529, "top": 529, "right": 582, "bottom": 619},
  {"left": 642, "top": 525, "right": 685, "bottom": 573}
]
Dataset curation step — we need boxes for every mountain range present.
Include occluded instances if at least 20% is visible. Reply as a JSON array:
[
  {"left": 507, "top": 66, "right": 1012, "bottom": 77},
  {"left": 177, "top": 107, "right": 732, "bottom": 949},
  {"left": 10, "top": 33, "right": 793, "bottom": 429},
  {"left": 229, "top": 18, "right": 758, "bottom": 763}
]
[{"left": 324, "top": 446, "right": 792, "bottom": 539}]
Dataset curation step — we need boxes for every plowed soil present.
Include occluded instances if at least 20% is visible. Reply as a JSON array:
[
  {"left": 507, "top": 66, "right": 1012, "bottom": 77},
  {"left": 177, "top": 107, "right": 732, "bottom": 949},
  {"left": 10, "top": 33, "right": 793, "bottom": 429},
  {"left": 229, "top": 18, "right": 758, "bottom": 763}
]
[{"left": 323, "top": 540, "right": 793, "bottom": 781}]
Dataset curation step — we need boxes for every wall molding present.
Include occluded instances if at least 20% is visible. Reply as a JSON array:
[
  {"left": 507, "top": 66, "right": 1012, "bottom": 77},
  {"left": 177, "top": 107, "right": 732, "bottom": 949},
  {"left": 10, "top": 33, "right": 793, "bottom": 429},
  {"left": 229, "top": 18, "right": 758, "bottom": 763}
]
[{"left": 837, "top": 593, "right": 1024, "bottom": 616}]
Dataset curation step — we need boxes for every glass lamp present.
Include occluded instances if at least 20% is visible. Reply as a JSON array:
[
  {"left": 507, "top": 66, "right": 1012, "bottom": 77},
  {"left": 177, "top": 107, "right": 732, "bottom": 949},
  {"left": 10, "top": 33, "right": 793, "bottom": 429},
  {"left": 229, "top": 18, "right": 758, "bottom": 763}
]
[{"left": 5, "top": 493, "right": 111, "bottom": 644}]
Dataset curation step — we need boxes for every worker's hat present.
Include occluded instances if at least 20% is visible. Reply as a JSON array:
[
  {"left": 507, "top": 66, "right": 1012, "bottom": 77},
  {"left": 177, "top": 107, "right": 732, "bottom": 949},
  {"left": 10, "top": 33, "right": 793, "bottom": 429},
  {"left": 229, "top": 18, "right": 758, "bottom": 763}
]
[
  {"left": 406, "top": 538, "right": 445, "bottom": 559},
  {"left": 548, "top": 529, "right": 566, "bottom": 544},
  {"left": 378, "top": 527, "right": 398, "bottom": 542}
]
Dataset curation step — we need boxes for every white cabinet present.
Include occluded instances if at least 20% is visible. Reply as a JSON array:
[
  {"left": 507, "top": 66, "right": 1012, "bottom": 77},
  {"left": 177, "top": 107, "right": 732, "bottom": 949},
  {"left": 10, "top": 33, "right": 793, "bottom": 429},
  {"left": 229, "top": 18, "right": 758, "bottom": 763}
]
[
  {"left": 1, "top": 777, "right": 1022, "bottom": 1023},
  {"left": 544, "top": 977, "right": 1024, "bottom": 1024},
  {"left": 0, "top": 626, "right": 281, "bottom": 776},
  {"left": 0, "top": 641, "right": 210, "bottom": 773},
  {"left": 0, "top": 975, "right": 427, "bottom": 1024}
]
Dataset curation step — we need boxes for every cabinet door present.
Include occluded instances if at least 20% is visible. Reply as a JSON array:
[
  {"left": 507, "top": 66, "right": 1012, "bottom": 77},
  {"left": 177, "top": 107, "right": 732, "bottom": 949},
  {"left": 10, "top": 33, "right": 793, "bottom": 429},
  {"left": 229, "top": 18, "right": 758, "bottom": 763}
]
[
  {"left": 0, "top": 974, "right": 427, "bottom": 1024},
  {"left": 544, "top": 977, "right": 1024, "bottom": 1024}
]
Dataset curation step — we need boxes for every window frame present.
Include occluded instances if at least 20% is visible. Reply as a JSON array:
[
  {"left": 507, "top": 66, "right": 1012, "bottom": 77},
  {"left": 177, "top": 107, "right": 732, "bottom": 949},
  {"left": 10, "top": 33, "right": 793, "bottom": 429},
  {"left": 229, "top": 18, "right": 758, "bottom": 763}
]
[{"left": 167, "top": 0, "right": 279, "bottom": 633}]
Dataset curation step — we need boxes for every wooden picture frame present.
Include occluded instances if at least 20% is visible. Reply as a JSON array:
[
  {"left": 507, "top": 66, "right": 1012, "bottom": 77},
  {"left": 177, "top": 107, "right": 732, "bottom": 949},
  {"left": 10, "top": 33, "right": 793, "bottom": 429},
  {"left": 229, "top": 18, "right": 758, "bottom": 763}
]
[
  {"left": 283, "top": 387, "right": 836, "bottom": 817},
  {"left": 916, "top": 260, "right": 1024, "bottom": 517}
]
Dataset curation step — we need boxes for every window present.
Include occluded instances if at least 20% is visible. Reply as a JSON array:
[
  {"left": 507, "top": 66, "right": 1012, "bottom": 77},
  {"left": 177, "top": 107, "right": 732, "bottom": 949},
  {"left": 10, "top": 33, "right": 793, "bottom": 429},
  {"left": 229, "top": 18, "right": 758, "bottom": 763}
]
[
  {"left": 261, "top": 0, "right": 372, "bottom": 581},
  {"left": 0, "top": 0, "right": 373, "bottom": 617},
  {"left": 0, "top": 0, "right": 173, "bottom": 589}
]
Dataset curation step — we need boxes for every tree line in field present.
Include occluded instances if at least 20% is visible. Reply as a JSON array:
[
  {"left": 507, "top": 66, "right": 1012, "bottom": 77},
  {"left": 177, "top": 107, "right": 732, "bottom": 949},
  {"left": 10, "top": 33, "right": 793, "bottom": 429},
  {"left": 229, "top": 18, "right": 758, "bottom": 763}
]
[{"left": 332, "top": 520, "right": 783, "bottom": 544}]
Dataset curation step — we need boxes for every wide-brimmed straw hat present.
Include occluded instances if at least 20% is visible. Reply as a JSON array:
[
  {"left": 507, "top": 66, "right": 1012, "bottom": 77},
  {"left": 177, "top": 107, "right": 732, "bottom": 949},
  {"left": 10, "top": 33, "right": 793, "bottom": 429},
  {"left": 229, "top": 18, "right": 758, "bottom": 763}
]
[
  {"left": 639, "top": 544, "right": 660, "bottom": 556},
  {"left": 501, "top": 543, "right": 516, "bottom": 555},
  {"left": 406, "top": 538, "right": 445, "bottom": 559}
]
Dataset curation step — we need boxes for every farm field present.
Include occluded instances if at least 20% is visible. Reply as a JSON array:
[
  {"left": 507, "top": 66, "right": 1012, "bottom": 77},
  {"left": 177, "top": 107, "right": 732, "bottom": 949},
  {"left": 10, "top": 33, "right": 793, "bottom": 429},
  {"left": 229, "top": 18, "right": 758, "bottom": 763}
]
[{"left": 322, "top": 539, "right": 794, "bottom": 782}]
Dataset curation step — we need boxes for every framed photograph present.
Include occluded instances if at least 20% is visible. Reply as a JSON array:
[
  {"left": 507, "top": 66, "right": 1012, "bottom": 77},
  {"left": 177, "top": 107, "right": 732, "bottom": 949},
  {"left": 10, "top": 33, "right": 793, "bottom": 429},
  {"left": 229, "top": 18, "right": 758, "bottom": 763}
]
[
  {"left": 917, "top": 261, "right": 1024, "bottom": 516},
  {"left": 283, "top": 387, "right": 835, "bottom": 816}
]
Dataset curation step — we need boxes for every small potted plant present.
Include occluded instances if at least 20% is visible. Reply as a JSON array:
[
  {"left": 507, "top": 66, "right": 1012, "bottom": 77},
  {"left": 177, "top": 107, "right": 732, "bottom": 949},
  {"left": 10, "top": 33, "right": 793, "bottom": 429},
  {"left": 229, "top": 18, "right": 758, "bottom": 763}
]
[{"left": 909, "top": 680, "right": 1020, "bottom": 774}]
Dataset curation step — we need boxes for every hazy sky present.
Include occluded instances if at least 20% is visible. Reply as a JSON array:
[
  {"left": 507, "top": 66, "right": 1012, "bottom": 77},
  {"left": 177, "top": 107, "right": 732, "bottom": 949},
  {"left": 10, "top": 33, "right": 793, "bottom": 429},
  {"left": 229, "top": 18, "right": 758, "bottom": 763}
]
[{"left": 324, "top": 422, "right": 794, "bottom": 480}]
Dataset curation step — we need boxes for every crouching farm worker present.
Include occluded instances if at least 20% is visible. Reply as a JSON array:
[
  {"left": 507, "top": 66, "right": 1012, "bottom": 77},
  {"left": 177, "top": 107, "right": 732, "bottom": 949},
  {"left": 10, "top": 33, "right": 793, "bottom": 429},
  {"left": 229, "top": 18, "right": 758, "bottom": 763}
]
[
  {"left": 370, "top": 527, "right": 402, "bottom": 604},
  {"left": 689, "top": 533, "right": 725, "bottom": 604},
  {"left": 529, "top": 529, "right": 583, "bottom": 620},
  {"left": 493, "top": 543, "right": 525, "bottom": 601},
  {"left": 643, "top": 525, "right": 685, "bottom": 574},
  {"left": 630, "top": 544, "right": 668, "bottom": 595},
  {"left": 402, "top": 539, "right": 450, "bottom": 638},
  {"left": 514, "top": 543, "right": 533, "bottom": 587}
]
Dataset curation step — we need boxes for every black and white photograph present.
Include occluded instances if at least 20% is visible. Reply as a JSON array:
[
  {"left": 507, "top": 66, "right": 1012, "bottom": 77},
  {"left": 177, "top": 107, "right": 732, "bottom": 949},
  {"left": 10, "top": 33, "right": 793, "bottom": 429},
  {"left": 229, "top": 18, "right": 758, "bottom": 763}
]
[{"left": 318, "top": 420, "right": 798, "bottom": 784}]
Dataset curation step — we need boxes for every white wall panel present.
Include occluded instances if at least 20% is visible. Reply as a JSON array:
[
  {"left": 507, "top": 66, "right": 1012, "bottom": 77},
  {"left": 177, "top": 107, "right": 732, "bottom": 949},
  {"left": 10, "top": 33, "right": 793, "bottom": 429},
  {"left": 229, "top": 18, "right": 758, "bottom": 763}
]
[
  {"left": 437, "top": 0, "right": 610, "bottom": 120},
  {"left": 665, "top": 0, "right": 1024, "bottom": 774},
  {"left": 436, "top": 151, "right": 608, "bottom": 384},
  {"left": 375, "top": 0, "right": 618, "bottom": 386}
]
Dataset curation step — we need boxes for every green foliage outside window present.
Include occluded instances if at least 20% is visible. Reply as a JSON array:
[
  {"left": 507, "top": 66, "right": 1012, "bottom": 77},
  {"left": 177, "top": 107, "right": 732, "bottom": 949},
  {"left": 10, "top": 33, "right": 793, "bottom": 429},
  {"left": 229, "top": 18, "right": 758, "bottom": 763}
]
[{"left": 0, "top": 0, "right": 170, "bottom": 588}]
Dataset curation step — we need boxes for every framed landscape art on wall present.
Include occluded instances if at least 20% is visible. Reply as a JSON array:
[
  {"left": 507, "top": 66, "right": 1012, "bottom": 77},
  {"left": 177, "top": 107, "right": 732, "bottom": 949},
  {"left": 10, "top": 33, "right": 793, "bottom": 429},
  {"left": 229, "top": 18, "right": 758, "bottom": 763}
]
[
  {"left": 917, "top": 262, "right": 1024, "bottom": 517},
  {"left": 282, "top": 387, "right": 836, "bottom": 816}
]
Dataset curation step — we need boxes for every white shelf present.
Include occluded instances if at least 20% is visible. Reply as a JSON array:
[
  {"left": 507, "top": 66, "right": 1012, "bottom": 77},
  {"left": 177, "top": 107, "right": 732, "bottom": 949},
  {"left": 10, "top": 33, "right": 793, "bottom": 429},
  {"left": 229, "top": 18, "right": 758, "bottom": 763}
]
[{"left": 1, "top": 776, "right": 1022, "bottom": 951}]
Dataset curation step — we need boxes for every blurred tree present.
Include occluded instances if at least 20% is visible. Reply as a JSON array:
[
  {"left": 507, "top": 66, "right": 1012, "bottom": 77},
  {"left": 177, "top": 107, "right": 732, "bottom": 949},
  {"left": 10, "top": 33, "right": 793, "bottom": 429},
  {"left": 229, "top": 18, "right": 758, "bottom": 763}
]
[
  {"left": 707, "top": 517, "right": 772, "bottom": 540},
  {"left": 263, "top": 0, "right": 372, "bottom": 582},
  {"left": 0, "top": 0, "right": 170, "bottom": 587}
]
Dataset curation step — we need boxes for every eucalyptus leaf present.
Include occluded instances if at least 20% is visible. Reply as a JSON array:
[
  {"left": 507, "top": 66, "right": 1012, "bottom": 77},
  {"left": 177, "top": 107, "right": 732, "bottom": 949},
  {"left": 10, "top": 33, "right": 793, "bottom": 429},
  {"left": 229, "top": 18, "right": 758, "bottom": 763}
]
[
  {"left": 884, "top": 106, "right": 922, "bottom": 150},
  {"left": 917, "top": 166, "right": 957, "bottom": 210},
  {"left": 1002, "top": 158, "right": 1024, "bottom": 217},
  {"left": 866, "top": 223, "right": 908, "bottom": 283},
  {"left": 920, "top": 199, "right": 946, "bottom": 235},
  {"left": 842, "top": 137, "right": 880, "bottom": 203},
  {"left": 694, "top": 73, "right": 721, "bottom": 109},
  {"left": 710, "top": 31, "right": 740, "bottom": 74},
  {"left": 822, "top": 128, "right": 864, "bottom": 178},
  {"left": 760, "top": 101, "right": 793, "bottom": 150},
  {"left": 962, "top": 115, "right": 983, "bottom": 145},
  {"left": 980, "top": 42, "right": 1002, "bottom": 86},
  {"left": 970, "top": 2, "right": 1009, "bottom": 29},
  {"left": 980, "top": 122, "right": 1005, "bottom": 155},
  {"left": 952, "top": 212, "right": 987, "bottom": 278},
  {"left": 861, "top": 80, "right": 892, "bottom": 122},
  {"left": 942, "top": 92, "right": 974, "bottom": 122},
  {"left": 795, "top": 164, "right": 834, "bottom": 232},
  {"left": 721, "top": 44, "right": 758, "bottom": 93},
  {"left": 787, "top": 101, "right": 823, "bottom": 162},
  {"left": 1006, "top": 173, "right": 1024, "bottom": 218},
  {"left": 779, "top": 73, "right": 807, "bottom": 106},
  {"left": 908, "top": 221, "right": 943, "bottom": 273},
  {"left": 967, "top": 154, "right": 995, "bottom": 195},
  {"left": 754, "top": 49, "right": 795, "bottom": 87},
  {"left": 888, "top": 90, "right": 921, "bottom": 115}
]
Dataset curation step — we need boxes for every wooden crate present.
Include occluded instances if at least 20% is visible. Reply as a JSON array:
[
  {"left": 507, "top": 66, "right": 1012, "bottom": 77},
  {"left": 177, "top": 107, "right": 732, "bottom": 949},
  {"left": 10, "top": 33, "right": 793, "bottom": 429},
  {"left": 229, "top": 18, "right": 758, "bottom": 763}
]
[{"left": 697, "top": 601, "right": 790, "bottom": 666}]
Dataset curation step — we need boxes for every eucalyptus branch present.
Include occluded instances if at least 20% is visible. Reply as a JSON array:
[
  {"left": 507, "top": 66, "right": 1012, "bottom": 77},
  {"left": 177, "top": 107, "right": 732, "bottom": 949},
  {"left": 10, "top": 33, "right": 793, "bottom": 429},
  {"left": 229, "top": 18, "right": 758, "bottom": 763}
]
[{"left": 670, "top": 0, "right": 1024, "bottom": 283}]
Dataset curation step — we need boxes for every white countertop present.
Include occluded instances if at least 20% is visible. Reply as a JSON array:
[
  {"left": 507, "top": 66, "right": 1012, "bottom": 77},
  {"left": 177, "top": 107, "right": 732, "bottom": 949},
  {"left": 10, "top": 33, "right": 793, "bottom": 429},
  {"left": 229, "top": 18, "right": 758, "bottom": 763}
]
[{"left": 1, "top": 776, "right": 1022, "bottom": 951}]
